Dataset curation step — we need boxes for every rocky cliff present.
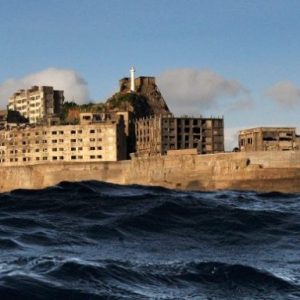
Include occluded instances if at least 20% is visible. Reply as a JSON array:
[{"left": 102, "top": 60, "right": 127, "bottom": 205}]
[{"left": 107, "top": 76, "right": 170, "bottom": 118}]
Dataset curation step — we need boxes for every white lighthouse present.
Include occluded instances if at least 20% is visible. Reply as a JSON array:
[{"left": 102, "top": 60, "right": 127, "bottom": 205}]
[{"left": 130, "top": 67, "right": 135, "bottom": 92}]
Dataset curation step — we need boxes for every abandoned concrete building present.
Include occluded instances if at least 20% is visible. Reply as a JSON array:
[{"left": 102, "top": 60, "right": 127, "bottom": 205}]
[
  {"left": 0, "top": 113, "right": 126, "bottom": 166},
  {"left": 0, "top": 110, "right": 6, "bottom": 129},
  {"left": 239, "top": 127, "right": 299, "bottom": 151},
  {"left": 8, "top": 86, "right": 64, "bottom": 124},
  {"left": 135, "top": 114, "right": 224, "bottom": 156},
  {"left": 1, "top": 69, "right": 226, "bottom": 165}
]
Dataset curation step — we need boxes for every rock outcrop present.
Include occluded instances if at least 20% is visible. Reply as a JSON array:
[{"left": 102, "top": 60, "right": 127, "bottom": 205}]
[{"left": 106, "top": 76, "right": 170, "bottom": 118}]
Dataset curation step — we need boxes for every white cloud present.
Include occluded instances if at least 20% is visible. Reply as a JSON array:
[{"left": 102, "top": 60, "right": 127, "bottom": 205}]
[
  {"left": 224, "top": 127, "right": 240, "bottom": 151},
  {"left": 157, "top": 68, "right": 248, "bottom": 115},
  {"left": 0, "top": 68, "right": 90, "bottom": 108},
  {"left": 265, "top": 81, "right": 300, "bottom": 107}
]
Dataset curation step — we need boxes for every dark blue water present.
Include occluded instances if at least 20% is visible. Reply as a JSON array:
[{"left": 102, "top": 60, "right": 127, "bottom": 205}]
[{"left": 0, "top": 181, "right": 300, "bottom": 299}]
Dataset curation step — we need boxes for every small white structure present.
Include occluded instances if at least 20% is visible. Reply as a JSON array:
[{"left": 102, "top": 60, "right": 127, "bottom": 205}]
[{"left": 130, "top": 67, "right": 135, "bottom": 92}]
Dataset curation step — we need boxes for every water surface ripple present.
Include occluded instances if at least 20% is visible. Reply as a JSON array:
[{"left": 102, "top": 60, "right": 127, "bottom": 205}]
[{"left": 0, "top": 181, "right": 300, "bottom": 299}]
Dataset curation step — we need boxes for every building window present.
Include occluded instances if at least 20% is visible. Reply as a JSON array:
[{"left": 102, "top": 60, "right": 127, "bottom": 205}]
[
  {"left": 59, "top": 148, "right": 64, "bottom": 151},
  {"left": 90, "top": 138, "right": 95, "bottom": 142},
  {"left": 59, "top": 156, "right": 64, "bottom": 160},
  {"left": 52, "top": 139, "right": 57, "bottom": 143},
  {"left": 71, "top": 155, "right": 76, "bottom": 160},
  {"left": 90, "top": 147, "right": 95, "bottom": 150},
  {"left": 52, "top": 131, "right": 57, "bottom": 135},
  {"left": 78, "top": 147, "right": 83, "bottom": 151},
  {"left": 35, "top": 149, "right": 39, "bottom": 152},
  {"left": 59, "top": 131, "right": 64, "bottom": 134},
  {"left": 97, "top": 146, "right": 102, "bottom": 150},
  {"left": 52, "top": 148, "right": 57, "bottom": 152},
  {"left": 78, "top": 130, "right": 82, "bottom": 134},
  {"left": 52, "top": 156, "right": 57, "bottom": 160},
  {"left": 36, "top": 157, "right": 40, "bottom": 161},
  {"left": 90, "top": 155, "right": 95, "bottom": 159},
  {"left": 97, "top": 155, "right": 102, "bottom": 159},
  {"left": 90, "top": 129, "right": 95, "bottom": 133},
  {"left": 71, "top": 147, "right": 76, "bottom": 151},
  {"left": 43, "top": 157, "right": 47, "bottom": 160},
  {"left": 78, "top": 155, "right": 83, "bottom": 159},
  {"left": 71, "top": 139, "right": 76, "bottom": 143},
  {"left": 71, "top": 130, "right": 76, "bottom": 134}
]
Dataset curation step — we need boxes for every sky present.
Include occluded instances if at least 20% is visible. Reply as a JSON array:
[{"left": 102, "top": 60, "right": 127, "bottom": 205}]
[{"left": 1, "top": 0, "right": 300, "bottom": 149}]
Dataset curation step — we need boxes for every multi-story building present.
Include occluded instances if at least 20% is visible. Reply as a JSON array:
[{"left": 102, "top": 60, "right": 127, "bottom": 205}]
[
  {"left": 239, "top": 127, "right": 298, "bottom": 151},
  {"left": 0, "top": 110, "right": 6, "bottom": 129},
  {"left": 8, "top": 86, "right": 64, "bottom": 124},
  {"left": 135, "top": 114, "right": 224, "bottom": 156},
  {"left": 0, "top": 114, "right": 126, "bottom": 166}
]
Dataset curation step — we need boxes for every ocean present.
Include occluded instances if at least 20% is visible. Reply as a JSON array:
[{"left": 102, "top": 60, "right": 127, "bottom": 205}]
[{"left": 0, "top": 181, "right": 299, "bottom": 299}]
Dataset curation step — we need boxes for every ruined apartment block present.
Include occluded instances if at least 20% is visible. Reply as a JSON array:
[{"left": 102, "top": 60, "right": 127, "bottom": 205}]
[
  {"left": 239, "top": 127, "right": 299, "bottom": 151},
  {"left": 0, "top": 110, "right": 6, "bottom": 129},
  {"left": 135, "top": 115, "right": 224, "bottom": 156},
  {"left": 8, "top": 86, "right": 64, "bottom": 124},
  {"left": 0, "top": 115, "right": 127, "bottom": 166}
]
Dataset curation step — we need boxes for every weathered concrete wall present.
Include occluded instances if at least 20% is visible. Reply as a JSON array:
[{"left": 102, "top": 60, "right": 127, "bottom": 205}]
[
  {"left": 1, "top": 151, "right": 300, "bottom": 193},
  {"left": 0, "top": 161, "right": 130, "bottom": 192},
  {"left": 126, "top": 151, "right": 300, "bottom": 193}
]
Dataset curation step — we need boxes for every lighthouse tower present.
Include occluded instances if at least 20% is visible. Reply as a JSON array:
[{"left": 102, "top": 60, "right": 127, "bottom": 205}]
[{"left": 130, "top": 67, "right": 135, "bottom": 92}]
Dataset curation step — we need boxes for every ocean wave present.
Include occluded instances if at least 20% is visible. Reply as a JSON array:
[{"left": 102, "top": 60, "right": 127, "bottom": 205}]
[
  {"left": 0, "top": 258, "right": 299, "bottom": 300},
  {"left": 0, "top": 181, "right": 300, "bottom": 299}
]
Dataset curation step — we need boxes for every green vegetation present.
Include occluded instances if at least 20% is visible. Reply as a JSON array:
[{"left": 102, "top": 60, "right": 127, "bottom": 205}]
[
  {"left": 79, "top": 102, "right": 105, "bottom": 113},
  {"left": 106, "top": 93, "right": 139, "bottom": 109},
  {"left": 60, "top": 101, "right": 78, "bottom": 123},
  {"left": 60, "top": 91, "right": 154, "bottom": 122},
  {"left": 60, "top": 101, "right": 106, "bottom": 123}
]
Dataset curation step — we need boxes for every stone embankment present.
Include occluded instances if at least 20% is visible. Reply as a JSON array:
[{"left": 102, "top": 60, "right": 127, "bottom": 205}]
[{"left": 1, "top": 151, "right": 300, "bottom": 193}]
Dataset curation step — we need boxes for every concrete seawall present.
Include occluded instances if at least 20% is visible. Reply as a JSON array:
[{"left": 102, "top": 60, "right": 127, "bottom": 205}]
[
  {"left": 127, "top": 151, "right": 300, "bottom": 193},
  {"left": 1, "top": 151, "right": 300, "bottom": 193}
]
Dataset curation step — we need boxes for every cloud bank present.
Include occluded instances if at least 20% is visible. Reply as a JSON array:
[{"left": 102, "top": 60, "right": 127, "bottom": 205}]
[
  {"left": 265, "top": 81, "right": 300, "bottom": 107},
  {"left": 0, "top": 68, "right": 90, "bottom": 108},
  {"left": 157, "top": 68, "right": 248, "bottom": 114},
  {"left": 224, "top": 127, "right": 240, "bottom": 151}
]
